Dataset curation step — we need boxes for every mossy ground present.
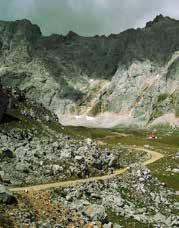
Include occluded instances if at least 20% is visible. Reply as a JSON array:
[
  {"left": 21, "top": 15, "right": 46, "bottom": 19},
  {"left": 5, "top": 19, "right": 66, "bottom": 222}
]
[{"left": 107, "top": 209, "right": 152, "bottom": 228}]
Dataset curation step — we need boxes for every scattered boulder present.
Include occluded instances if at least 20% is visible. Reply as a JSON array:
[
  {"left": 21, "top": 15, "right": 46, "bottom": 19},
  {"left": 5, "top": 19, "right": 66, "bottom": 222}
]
[
  {"left": 0, "top": 185, "right": 17, "bottom": 205},
  {"left": 52, "top": 164, "right": 62, "bottom": 175},
  {"left": 172, "top": 169, "right": 179, "bottom": 174},
  {"left": 103, "top": 222, "right": 113, "bottom": 228},
  {"left": 175, "top": 152, "right": 179, "bottom": 159},
  {"left": 0, "top": 149, "right": 15, "bottom": 159},
  {"left": 83, "top": 204, "right": 107, "bottom": 222}
]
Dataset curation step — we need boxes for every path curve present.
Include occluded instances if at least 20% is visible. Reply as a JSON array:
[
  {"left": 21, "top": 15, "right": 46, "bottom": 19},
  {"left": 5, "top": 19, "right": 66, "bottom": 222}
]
[{"left": 9, "top": 147, "right": 163, "bottom": 192}]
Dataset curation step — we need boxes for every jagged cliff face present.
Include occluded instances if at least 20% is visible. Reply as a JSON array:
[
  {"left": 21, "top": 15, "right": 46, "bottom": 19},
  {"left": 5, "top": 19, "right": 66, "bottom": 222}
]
[{"left": 0, "top": 15, "right": 179, "bottom": 128}]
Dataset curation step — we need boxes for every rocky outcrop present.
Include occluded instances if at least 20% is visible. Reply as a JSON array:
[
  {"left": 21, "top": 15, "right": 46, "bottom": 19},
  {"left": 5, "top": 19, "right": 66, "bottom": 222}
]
[
  {"left": 0, "top": 15, "right": 179, "bottom": 128},
  {"left": 0, "top": 185, "right": 17, "bottom": 205}
]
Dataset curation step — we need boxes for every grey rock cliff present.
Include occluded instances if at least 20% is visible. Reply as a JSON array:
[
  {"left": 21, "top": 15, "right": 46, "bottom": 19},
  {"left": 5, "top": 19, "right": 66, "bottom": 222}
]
[{"left": 0, "top": 15, "right": 179, "bottom": 128}]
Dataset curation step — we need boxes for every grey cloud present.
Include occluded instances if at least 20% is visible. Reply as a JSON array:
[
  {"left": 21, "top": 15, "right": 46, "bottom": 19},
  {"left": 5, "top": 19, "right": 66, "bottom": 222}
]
[{"left": 0, "top": 0, "right": 179, "bottom": 36}]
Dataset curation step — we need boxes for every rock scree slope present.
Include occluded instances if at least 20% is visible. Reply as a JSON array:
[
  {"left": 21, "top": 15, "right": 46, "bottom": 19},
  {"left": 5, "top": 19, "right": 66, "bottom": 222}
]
[
  {"left": 0, "top": 15, "right": 179, "bottom": 128},
  {"left": 9, "top": 147, "right": 163, "bottom": 192}
]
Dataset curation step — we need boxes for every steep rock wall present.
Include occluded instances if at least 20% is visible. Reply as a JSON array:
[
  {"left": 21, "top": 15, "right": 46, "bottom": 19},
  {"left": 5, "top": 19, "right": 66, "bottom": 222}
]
[{"left": 0, "top": 15, "right": 179, "bottom": 128}]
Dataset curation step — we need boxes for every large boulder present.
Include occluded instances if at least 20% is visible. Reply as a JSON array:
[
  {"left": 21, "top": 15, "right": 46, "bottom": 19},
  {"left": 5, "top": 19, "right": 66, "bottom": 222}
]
[
  {"left": 83, "top": 204, "right": 107, "bottom": 222},
  {"left": 0, "top": 149, "right": 15, "bottom": 160},
  {"left": 0, "top": 185, "right": 17, "bottom": 205}
]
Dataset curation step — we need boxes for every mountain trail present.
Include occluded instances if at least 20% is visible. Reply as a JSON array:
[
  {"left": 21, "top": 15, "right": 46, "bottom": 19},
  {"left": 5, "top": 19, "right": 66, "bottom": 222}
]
[{"left": 9, "top": 147, "right": 163, "bottom": 192}]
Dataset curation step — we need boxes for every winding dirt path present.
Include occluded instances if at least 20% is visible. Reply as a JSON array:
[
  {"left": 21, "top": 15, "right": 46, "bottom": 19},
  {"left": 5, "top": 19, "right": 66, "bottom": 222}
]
[{"left": 9, "top": 147, "right": 163, "bottom": 192}]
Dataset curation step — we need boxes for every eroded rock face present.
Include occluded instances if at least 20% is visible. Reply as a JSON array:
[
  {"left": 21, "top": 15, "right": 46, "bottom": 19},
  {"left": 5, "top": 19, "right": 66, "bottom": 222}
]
[
  {"left": 0, "top": 16, "right": 179, "bottom": 128},
  {"left": 0, "top": 85, "right": 8, "bottom": 122}
]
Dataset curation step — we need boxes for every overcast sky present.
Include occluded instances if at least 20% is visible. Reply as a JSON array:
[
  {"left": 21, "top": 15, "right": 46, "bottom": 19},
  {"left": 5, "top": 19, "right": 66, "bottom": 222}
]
[{"left": 0, "top": 0, "right": 179, "bottom": 36}]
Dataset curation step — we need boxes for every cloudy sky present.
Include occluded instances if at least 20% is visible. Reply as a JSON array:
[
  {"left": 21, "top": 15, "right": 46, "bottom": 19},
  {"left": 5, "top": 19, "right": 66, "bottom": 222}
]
[{"left": 0, "top": 0, "right": 179, "bottom": 36}]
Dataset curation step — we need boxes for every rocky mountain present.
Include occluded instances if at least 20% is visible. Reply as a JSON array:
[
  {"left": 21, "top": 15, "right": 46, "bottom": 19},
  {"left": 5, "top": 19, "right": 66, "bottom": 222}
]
[{"left": 0, "top": 15, "right": 179, "bottom": 128}]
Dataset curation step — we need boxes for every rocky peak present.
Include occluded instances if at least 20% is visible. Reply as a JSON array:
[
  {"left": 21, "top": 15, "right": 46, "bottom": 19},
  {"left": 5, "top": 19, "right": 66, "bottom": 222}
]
[
  {"left": 0, "top": 19, "right": 41, "bottom": 45},
  {"left": 0, "top": 19, "right": 42, "bottom": 63},
  {"left": 67, "top": 30, "right": 79, "bottom": 37},
  {"left": 65, "top": 30, "right": 79, "bottom": 41},
  {"left": 153, "top": 14, "right": 165, "bottom": 22},
  {"left": 13, "top": 19, "right": 41, "bottom": 38},
  {"left": 145, "top": 14, "right": 176, "bottom": 28}
]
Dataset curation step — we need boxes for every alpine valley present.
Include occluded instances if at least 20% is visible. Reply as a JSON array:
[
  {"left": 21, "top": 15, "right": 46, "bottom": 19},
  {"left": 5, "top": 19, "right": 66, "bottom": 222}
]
[{"left": 0, "top": 15, "right": 178, "bottom": 227}]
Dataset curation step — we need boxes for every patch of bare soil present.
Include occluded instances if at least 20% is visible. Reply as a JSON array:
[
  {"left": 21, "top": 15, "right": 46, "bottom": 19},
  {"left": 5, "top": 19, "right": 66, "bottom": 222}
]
[{"left": 4, "top": 191, "right": 85, "bottom": 227}]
